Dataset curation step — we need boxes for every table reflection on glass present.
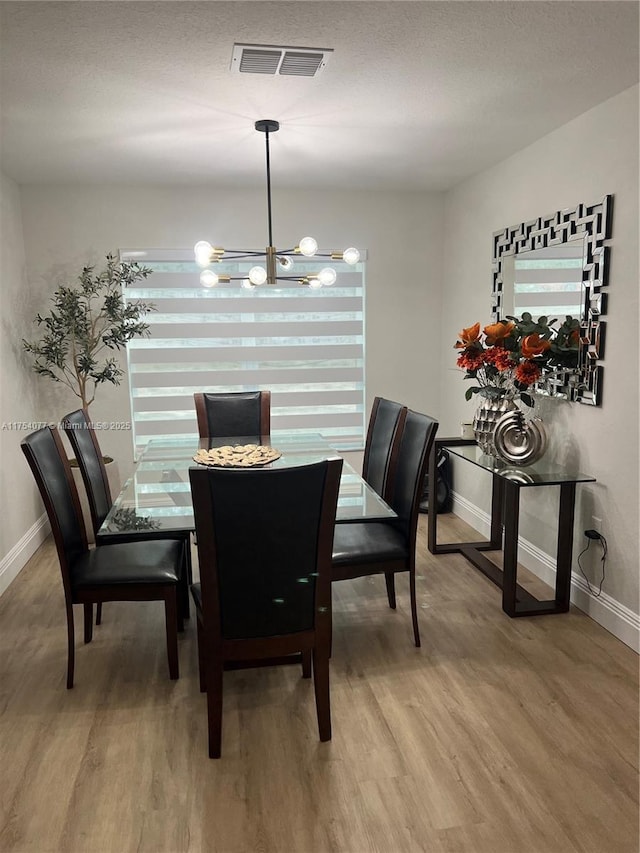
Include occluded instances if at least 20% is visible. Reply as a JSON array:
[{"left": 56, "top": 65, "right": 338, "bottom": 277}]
[{"left": 97, "top": 433, "right": 396, "bottom": 542}]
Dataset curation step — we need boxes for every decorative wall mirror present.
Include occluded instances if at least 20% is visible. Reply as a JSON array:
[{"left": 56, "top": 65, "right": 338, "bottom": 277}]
[{"left": 491, "top": 195, "right": 612, "bottom": 405}]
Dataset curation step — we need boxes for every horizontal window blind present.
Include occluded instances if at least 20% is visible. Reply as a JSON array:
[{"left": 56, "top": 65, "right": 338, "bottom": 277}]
[
  {"left": 120, "top": 249, "right": 365, "bottom": 457},
  {"left": 514, "top": 243, "right": 583, "bottom": 318}
]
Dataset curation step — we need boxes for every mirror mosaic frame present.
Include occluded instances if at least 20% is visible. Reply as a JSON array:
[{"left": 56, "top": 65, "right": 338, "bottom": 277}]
[{"left": 491, "top": 195, "right": 613, "bottom": 405}]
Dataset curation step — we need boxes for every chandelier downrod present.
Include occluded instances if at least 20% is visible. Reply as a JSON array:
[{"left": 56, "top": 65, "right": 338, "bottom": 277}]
[{"left": 255, "top": 119, "right": 279, "bottom": 249}]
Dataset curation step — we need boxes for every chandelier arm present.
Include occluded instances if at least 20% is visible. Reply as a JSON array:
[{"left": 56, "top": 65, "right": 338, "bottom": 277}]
[{"left": 216, "top": 250, "right": 268, "bottom": 258}]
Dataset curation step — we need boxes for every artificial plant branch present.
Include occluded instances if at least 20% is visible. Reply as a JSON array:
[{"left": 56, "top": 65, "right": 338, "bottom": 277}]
[{"left": 23, "top": 253, "right": 154, "bottom": 411}]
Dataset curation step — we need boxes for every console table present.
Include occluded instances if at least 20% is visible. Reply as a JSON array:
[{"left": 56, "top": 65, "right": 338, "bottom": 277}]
[{"left": 427, "top": 438, "right": 596, "bottom": 617}]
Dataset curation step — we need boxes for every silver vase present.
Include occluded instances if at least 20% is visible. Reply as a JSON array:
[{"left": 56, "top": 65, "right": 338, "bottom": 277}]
[{"left": 472, "top": 397, "right": 518, "bottom": 455}]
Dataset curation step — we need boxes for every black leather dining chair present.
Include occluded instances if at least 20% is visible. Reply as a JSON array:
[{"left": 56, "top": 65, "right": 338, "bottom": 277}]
[
  {"left": 332, "top": 410, "right": 438, "bottom": 647},
  {"left": 193, "top": 390, "right": 271, "bottom": 439},
  {"left": 362, "top": 397, "right": 408, "bottom": 502},
  {"left": 61, "top": 408, "right": 192, "bottom": 624},
  {"left": 21, "top": 426, "right": 183, "bottom": 688},
  {"left": 189, "top": 457, "right": 343, "bottom": 758}
]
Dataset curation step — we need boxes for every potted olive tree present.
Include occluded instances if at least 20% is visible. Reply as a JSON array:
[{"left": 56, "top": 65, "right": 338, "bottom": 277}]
[{"left": 23, "top": 252, "right": 154, "bottom": 539}]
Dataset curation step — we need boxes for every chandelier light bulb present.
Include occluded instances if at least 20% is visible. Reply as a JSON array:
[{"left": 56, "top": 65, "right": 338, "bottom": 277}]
[
  {"left": 248, "top": 265, "right": 268, "bottom": 286},
  {"left": 318, "top": 267, "right": 337, "bottom": 286},
  {"left": 241, "top": 278, "right": 256, "bottom": 290},
  {"left": 342, "top": 247, "right": 360, "bottom": 265},
  {"left": 299, "top": 236, "right": 318, "bottom": 257},
  {"left": 308, "top": 277, "right": 323, "bottom": 290},
  {"left": 194, "top": 241, "right": 213, "bottom": 267},
  {"left": 278, "top": 256, "right": 294, "bottom": 271},
  {"left": 200, "top": 269, "right": 219, "bottom": 288}
]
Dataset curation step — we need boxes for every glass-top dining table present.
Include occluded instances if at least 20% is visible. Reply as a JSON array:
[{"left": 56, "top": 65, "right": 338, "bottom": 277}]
[{"left": 97, "top": 433, "right": 396, "bottom": 542}]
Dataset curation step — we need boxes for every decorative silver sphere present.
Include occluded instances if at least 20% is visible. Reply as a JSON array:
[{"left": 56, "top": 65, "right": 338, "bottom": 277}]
[{"left": 493, "top": 410, "right": 547, "bottom": 466}]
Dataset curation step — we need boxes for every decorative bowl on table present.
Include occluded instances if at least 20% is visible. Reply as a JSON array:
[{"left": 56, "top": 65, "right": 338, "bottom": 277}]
[{"left": 193, "top": 444, "right": 281, "bottom": 468}]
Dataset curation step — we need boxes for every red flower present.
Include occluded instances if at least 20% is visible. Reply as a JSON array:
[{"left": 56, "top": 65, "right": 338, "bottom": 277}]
[
  {"left": 457, "top": 351, "right": 484, "bottom": 371},
  {"left": 515, "top": 361, "right": 541, "bottom": 386},
  {"left": 484, "top": 348, "right": 514, "bottom": 371}
]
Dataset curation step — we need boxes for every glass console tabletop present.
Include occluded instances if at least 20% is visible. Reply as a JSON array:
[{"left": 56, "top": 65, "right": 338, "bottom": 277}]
[
  {"left": 444, "top": 443, "right": 596, "bottom": 487},
  {"left": 98, "top": 433, "right": 396, "bottom": 538}
]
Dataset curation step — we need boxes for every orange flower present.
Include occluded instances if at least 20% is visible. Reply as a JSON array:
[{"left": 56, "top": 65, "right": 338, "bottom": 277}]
[
  {"left": 521, "top": 333, "right": 551, "bottom": 358},
  {"left": 483, "top": 321, "right": 515, "bottom": 345},
  {"left": 454, "top": 322, "right": 481, "bottom": 349}
]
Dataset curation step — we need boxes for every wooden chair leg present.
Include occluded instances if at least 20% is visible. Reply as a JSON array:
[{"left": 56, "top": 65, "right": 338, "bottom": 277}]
[
  {"left": 301, "top": 649, "right": 312, "bottom": 678},
  {"left": 206, "top": 655, "right": 224, "bottom": 759},
  {"left": 83, "top": 603, "right": 93, "bottom": 644},
  {"left": 312, "top": 647, "right": 331, "bottom": 742},
  {"left": 179, "top": 537, "right": 191, "bottom": 622},
  {"left": 409, "top": 567, "right": 420, "bottom": 648},
  {"left": 66, "top": 602, "right": 75, "bottom": 689},
  {"left": 96, "top": 602, "right": 102, "bottom": 625},
  {"left": 196, "top": 617, "right": 206, "bottom": 693},
  {"left": 164, "top": 589, "right": 179, "bottom": 680},
  {"left": 385, "top": 572, "right": 397, "bottom": 609}
]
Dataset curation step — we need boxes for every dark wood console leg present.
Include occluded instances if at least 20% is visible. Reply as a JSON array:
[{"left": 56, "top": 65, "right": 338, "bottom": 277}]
[
  {"left": 555, "top": 482, "right": 576, "bottom": 612},
  {"left": 490, "top": 473, "right": 504, "bottom": 549},
  {"left": 427, "top": 443, "right": 438, "bottom": 554},
  {"left": 502, "top": 481, "right": 520, "bottom": 617}
]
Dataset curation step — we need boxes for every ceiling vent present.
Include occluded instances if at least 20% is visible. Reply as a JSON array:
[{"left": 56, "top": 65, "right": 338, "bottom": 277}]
[{"left": 230, "top": 43, "right": 333, "bottom": 77}]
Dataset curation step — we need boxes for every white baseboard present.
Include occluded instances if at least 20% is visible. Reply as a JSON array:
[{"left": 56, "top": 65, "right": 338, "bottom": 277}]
[
  {"left": 0, "top": 513, "right": 51, "bottom": 597},
  {"left": 451, "top": 492, "right": 640, "bottom": 653}
]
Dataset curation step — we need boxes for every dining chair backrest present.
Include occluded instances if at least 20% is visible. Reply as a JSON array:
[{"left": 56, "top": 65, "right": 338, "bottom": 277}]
[
  {"left": 189, "top": 458, "right": 343, "bottom": 640},
  {"left": 61, "top": 408, "right": 112, "bottom": 536},
  {"left": 362, "top": 397, "right": 408, "bottom": 500},
  {"left": 21, "top": 426, "right": 89, "bottom": 581},
  {"left": 194, "top": 390, "right": 271, "bottom": 439},
  {"left": 388, "top": 410, "right": 439, "bottom": 545}
]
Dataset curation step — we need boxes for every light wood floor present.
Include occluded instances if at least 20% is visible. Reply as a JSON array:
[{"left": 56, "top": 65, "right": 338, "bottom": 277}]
[{"left": 0, "top": 514, "right": 637, "bottom": 853}]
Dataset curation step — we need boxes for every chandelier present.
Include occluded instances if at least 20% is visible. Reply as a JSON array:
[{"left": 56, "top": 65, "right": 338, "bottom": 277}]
[{"left": 194, "top": 119, "right": 360, "bottom": 289}]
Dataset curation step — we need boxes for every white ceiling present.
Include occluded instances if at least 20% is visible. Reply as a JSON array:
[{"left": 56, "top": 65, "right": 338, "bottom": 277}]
[{"left": 1, "top": 1, "right": 638, "bottom": 191}]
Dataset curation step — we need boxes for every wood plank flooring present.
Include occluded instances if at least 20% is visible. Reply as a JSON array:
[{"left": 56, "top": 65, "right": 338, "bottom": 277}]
[{"left": 0, "top": 514, "right": 637, "bottom": 853}]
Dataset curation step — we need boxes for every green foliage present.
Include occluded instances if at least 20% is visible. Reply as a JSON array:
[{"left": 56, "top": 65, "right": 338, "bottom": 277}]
[
  {"left": 108, "top": 507, "right": 160, "bottom": 532},
  {"left": 23, "top": 253, "right": 154, "bottom": 409},
  {"left": 505, "top": 311, "right": 557, "bottom": 341}
]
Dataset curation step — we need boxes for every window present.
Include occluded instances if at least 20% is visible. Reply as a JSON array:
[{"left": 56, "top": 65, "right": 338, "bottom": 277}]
[{"left": 120, "top": 249, "right": 365, "bottom": 456}]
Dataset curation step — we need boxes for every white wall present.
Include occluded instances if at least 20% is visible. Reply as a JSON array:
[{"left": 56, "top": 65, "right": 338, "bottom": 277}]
[
  {"left": 440, "top": 85, "right": 639, "bottom": 638},
  {"left": 0, "top": 171, "right": 50, "bottom": 592},
  {"left": 17, "top": 186, "right": 443, "bottom": 479}
]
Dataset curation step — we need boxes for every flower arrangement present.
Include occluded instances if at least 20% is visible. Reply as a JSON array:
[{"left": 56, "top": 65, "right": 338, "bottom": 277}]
[{"left": 455, "top": 313, "right": 579, "bottom": 408}]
